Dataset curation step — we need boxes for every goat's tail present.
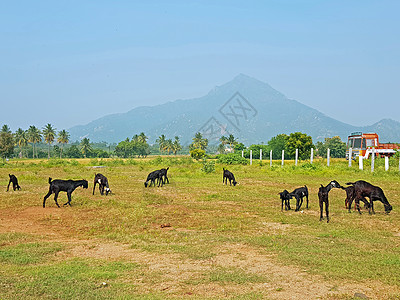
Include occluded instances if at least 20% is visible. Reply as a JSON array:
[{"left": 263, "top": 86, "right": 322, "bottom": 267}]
[{"left": 48, "top": 177, "right": 52, "bottom": 184}]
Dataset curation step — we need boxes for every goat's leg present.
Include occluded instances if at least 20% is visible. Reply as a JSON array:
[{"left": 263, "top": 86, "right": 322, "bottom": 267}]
[
  {"left": 281, "top": 199, "right": 284, "bottom": 211},
  {"left": 6, "top": 181, "right": 11, "bottom": 192},
  {"left": 306, "top": 195, "right": 309, "bottom": 209},
  {"left": 298, "top": 197, "right": 303, "bottom": 211},
  {"left": 100, "top": 185, "right": 104, "bottom": 195},
  {"left": 92, "top": 182, "right": 97, "bottom": 195},
  {"left": 43, "top": 189, "right": 53, "bottom": 208},
  {"left": 53, "top": 192, "right": 61, "bottom": 208},
  {"left": 64, "top": 192, "right": 72, "bottom": 206},
  {"left": 369, "top": 198, "right": 375, "bottom": 214},
  {"left": 165, "top": 176, "right": 169, "bottom": 184},
  {"left": 355, "top": 198, "right": 362, "bottom": 214},
  {"left": 325, "top": 200, "right": 330, "bottom": 223},
  {"left": 319, "top": 200, "right": 324, "bottom": 221}
]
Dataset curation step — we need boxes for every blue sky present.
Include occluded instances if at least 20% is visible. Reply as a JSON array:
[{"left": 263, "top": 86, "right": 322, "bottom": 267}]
[{"left": 1, "top": 0, "right": 399, "bottom": 131}]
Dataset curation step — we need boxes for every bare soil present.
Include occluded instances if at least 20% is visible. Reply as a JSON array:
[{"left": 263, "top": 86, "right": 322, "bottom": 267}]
[{"left": 0, "top": 206, "right": 397, "bottom": 299}]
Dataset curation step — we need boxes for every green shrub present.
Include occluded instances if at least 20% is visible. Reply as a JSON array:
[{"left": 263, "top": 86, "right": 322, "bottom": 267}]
[
  {"left": 190, "top": 149, "right": 206, "bottom": 160},
  {"left": 217, "top": 153, "right": 248, "bottom": 165},
  {"left": 201, "top": 159, "right": 215, "bottom": 173}
]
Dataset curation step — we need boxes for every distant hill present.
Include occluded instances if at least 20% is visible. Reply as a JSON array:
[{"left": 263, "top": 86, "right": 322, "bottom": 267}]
[{"left": 69, "top": 74, "right": 400, "bottom": 145}]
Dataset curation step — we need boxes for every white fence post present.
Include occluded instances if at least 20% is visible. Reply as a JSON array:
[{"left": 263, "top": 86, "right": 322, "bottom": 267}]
[
  {"left": 242, "top": 150, "right": 244, "bottom": 158},
  {"left": 327, "top": 148, "right": 330, "bottom": 167},
  {"left": 348, "top": 148, "right": 352, "bottom": 167},
  {"left": 250, "top": 150, "right": 252, "bottom": 165},
  {"left": 359, "top": 155, "right": 363, "bottom": 170},
  {"left": 260, "top": 149, "right": 262, "bottom": 161},
  {"left": 295, "top": 149, "right": 298, "bottom": 166},
  {"left": 385, "top": 156, "right": 389, "bottom": 171},
  {"left": 310, "top": 148, "right": 314, "bottom": 164},
  {"left": 281, "top": 150, "right": 284, "bottom": 167},
  {"left": 270, "top": 150, "right": 273, "bottom": 167},
  {"left": 371, "top": 147, "right": 375, "bottom": 172}
]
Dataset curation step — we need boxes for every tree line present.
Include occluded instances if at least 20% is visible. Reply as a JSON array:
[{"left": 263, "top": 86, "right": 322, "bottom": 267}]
[{"left": 0, "top": 123, "right": 346, "bottom": 161}]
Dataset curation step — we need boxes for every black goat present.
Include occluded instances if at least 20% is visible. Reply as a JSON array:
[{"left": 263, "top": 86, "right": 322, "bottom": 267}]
[
  {"left": 318, "top": 180, "right": 342, "bottom": 223},
  {"left": 43, "top": 177, "right": 88, "bottom": 208},
  {"left": 346, "top": 180, "right": 392, "bottom": 214},
  {"left": 223, "top": 168, "right": 237, "bottom": 186},
  {"left": 279, "top": 189, "right": 292, "bottom": 211},
  {"left": 7, "top": 174, "right": 21, "bottom": 191},
  {"left": 92, "top": 173, "right": 111, "bottom": 195},
  {"left": 290, "top": 186, "right": 309, "bottom": 211},
  {"left": 341, "top": 185, "right": 369, "bottom": 210},
  {"left": 160, "top": 167, "right": 169, "bottom": 184},
  {"left": 144, "top": 170, "right": 163, "bottom": 187}
]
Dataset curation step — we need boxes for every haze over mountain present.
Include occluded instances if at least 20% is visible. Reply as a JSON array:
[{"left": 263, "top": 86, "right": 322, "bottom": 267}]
[{"left": 69, "top": 74, "right": 400, "bottom": 145}]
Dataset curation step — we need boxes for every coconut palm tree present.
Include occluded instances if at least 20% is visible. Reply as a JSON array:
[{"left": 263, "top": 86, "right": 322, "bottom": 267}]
[
  {"left": 172, "top": 136, "right": 182, "bottom": 155},
  {"left": 57, "top": 130, "right": 70, "bottom": 159},
  {"left": 156, "top": 134, "right": 167, "bottom": 154},
  {"left": 42, "top": 123, "right": 56, "bottom": 159},
  {"left": 226, "top": 134, "right": 238, "bottom": 152},
  {"left": 190, "top": 132, "right": 208, "bottom": 151},
  {"left": 80, "top": 137, "right": 92, "bottom": 158},
  {"left": 14, "top": 128, "right": 28, "bottom": 158},
  {"left": 1, "top": 125, "right": 11, "bottom": 134},
  {"left": 27, "top": 125, "right": 42, "bottom": 158},
  {"left": 164, "top": 139, "right": 173, "bottom": 155},
  {"left": 138, "top": 132, "right": 148, "bottom": 144}
]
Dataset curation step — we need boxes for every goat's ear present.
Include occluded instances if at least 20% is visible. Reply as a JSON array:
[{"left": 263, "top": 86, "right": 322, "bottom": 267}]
[{"left": 167, "top": 167, "right": 169, "bottom": 170}]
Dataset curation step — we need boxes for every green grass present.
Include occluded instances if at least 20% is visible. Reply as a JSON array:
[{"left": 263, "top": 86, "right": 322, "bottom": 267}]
[{"left": 1, "top": 157, "right": 400, "bottom": 298}]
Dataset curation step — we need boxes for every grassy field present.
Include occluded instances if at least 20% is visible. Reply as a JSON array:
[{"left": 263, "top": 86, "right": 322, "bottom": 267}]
[{"left": 0, "top": 156, "right": 399, "bottom": 299}]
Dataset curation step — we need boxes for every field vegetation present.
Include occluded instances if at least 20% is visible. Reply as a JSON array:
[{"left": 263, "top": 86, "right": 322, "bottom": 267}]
[{"left": 0, "top": 156, "right": 399, "bottom": 299}]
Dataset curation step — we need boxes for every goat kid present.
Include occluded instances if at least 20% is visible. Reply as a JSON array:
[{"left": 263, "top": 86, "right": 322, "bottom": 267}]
[
  {"left": 93, "top": 173, "right": 111, "bottom": 195},
  {"left": 346, "top": 180, "right": 392, "bottom": 214},
  {"left": 223, "top": 168, "right": 237, "bottom": 186},
  {"left": 144, "top": 170, "right": 163, "bottom": 187},
  {"left": 290, "top": 185, "right": 309, "bottom": 211},
  {"left": 279, "top": 190, "right": 292, "bottom": 211},
  {"left": 318, "top": 180, "right": 342, "bottom": 223},
  {"left": 7, "top": 174, "right": 21, "bottom": 191},
  {"left": 160, "top": 167, "right": 169, "bottom": 185},
  {"left": 341, "top": 185, "right": 369, "bottom": 211},
  {"left": 43, "top": 177, "right": 88, "bottom": 208}
]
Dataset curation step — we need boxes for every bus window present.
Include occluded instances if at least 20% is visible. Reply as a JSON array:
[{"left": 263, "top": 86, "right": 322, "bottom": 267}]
[
  {"left": 362, "top": 139, "right": 366, "bottom": 150},
  {"left": 353, "top": 138, "right": 361, "bottom": 148},
  {"left": 347, "top": 139, "right": 353, "bottom": 148}
]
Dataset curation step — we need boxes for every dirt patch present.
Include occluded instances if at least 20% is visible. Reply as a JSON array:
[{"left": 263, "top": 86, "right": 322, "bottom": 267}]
[{"left": 0, "top": 206, "right": 398, "bottom": 299}]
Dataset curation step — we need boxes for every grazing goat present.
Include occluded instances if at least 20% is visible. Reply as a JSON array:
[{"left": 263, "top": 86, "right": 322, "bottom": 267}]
[
  {"left": 346, "top": 180, "right": 392, "bottom": 214},
  {"left": 92, "top": 173, "right": 111, "bottom": 195},
  {"left": 223, "top": 168, "right": 237, "bottom": 186},
  {"left": 290, "top": 185, "right": 309, "bottom": 211},
  {"left": 279, "top": 189, "right": 292, "bottom": 211},
  {"left": 144, "top": 170, "right": 163, "bottom": 187},
  {"left": 160, "top": 167, "right": 169, "bottom": 184},
  {"left": 318, "top": 180, "right": 342, "bottom": 223},
  {"left": 43, "top": 177, "right": 88, "bottom": 208},
  {"left": 7, "top": 174, "right": 21, "bottom": 191}
]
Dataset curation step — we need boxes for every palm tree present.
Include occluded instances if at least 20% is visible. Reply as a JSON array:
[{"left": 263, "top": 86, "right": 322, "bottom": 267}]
[
  {"left": 156, "top": 134, "right": 167, "bottom": 154},
  {"left": 57, "top": 130, "right": 70, "bottom": 159},
  {"left": 138, "top": 132, "right": 148, "bottom": 144},
  {"left": 172, "top": 136, "right": 182, "bottom": 155},
  {"left": 14, "top": 128, "right": 28, "bottom": 158},
  {"left": 27, "top": 125, "right": 42, "bottom": 158},
  {"left": 80, "top": 137, "right": 92, "bottom": 158},
  {"left": 190, "top": 132, "right": 208, "bottom": 150},
  {"left": 42, "top": 123, "right": 56, "bottom": 159},
  {"left": 165, "top": 139, "right": 173, "bottom": 155},
  {"left": 1, "top": 125, "right": 11, "bottom": 134},
  {"left": 226, "top": 134, "right": 238, "bottom": 152}
]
